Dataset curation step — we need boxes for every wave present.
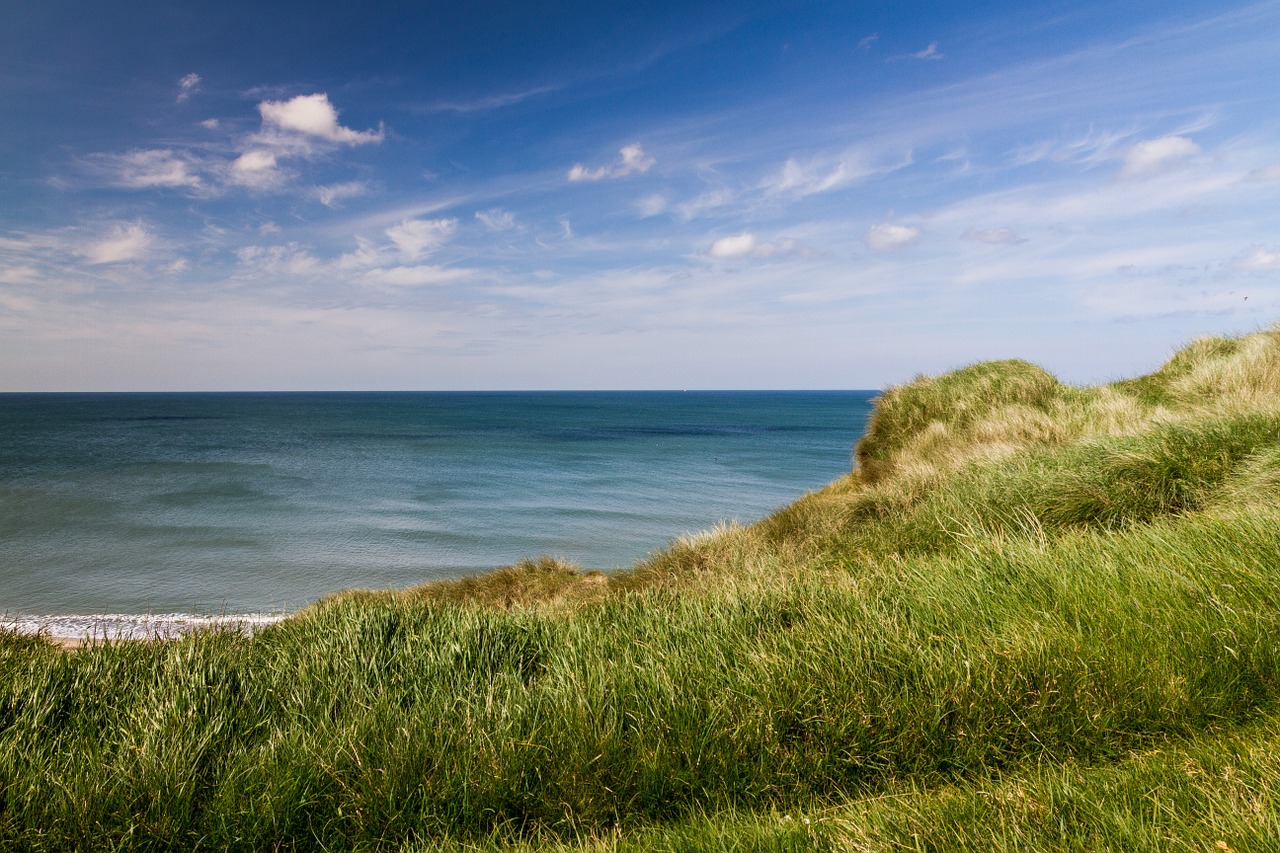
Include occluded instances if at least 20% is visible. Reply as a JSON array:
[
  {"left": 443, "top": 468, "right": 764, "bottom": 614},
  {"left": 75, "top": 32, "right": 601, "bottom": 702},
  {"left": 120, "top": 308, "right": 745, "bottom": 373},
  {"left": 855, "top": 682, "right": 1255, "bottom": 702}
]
[{"left": 2, "top": 612, "right": 287, "bottom": 641}]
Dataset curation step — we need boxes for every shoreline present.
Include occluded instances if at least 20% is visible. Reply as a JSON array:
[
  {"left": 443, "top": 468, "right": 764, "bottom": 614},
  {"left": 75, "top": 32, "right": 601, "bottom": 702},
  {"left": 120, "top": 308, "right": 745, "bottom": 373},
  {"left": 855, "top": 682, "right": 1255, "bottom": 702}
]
[{"left": 2, "top": 612, "right": 288, "bottom": 645}]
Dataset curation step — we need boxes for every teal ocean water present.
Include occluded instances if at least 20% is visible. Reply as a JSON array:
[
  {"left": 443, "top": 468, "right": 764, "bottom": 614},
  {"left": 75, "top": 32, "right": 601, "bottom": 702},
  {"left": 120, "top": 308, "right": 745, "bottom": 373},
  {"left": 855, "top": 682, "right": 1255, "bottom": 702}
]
[{"left": 1, "top": 392, "right": 873, "bottom": 636}]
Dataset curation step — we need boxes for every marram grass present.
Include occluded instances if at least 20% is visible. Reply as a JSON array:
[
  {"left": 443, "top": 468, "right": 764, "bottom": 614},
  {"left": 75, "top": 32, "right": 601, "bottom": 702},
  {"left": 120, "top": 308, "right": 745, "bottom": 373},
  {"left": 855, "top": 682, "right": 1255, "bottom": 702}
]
[{"left": 4, "top": 328, "right": 1280, "bottom": 850}]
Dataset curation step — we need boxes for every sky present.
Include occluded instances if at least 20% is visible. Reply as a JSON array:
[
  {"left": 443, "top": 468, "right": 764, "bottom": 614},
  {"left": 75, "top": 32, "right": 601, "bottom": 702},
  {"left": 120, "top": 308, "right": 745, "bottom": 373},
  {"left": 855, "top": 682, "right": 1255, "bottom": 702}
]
[{"left": 2, "top": 0, "right": 1279, "bottom": 391}]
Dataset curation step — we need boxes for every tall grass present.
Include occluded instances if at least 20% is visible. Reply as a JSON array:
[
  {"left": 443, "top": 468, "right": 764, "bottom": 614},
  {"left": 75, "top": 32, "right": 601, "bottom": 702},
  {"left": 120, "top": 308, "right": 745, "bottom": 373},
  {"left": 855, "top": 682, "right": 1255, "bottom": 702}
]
[{"left": 4, "top": 326, "right": 1280, "bottom": 850}]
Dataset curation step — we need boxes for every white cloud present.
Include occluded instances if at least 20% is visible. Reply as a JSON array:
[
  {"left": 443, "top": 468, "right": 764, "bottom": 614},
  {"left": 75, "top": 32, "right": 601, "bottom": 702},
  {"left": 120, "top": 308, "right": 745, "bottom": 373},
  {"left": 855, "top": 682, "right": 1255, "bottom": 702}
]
[
  {"left": 258, "top": 93, "right": 384, "bottom": 146},
  {"left": 708, "top": 232, "right": 758, "bottom": 258},
  {"left": 418, "top": 85, "right": 559, "bottom": 113},
  {"left": 385, "top": 218, "right": 457, "bottom": 259},
  {"left": 858, "top": 33, "right": 879, "bottom": 49},
  {"left": 763, "top": 148, "right": 912, "bottom": 197},
  {"left": 312, "top": 181, "right": 370, "bottom": 207},
  {"left": 258, "top": 222, "right": 281, "bottom": 235},
  {"left": 914, "top": 42, "right": 944, "bottom": 60},
  {"left": 0, "top": 265, "right": 39, "bottom": 284},
  {"left": 1012, "top": 127, "right": 1138, "bottom": 168},
  {"left": 83, "top": 222, "right": 153, "bottom": 265},
  {"left": 769, "top": 157, "right": 851, "bottom": 196},
  {"left": 568, "top": 143, "right": 655, "bottom": 181},
  {"left": 1121, "top": 135, "right": 1200, "bottom": 178},
  {"left": 636, "top": 194, "right": 669, "bottom": 217},
  {"left": 229, "top": 149, "right": 288, "bottom": 189},
  {"left": 961, "top": 227, "right": 1025, "bottom": 245},
  {"left": 864, "top": 223, "right": 920, "bottom": 252},
  {"left": 177, "top": 73, "right": 201, "bottom": 103},
  {"left": 707, "top": 232, "right": 803, "bottom": 259},
  {"left": 235, "top": 243, "right": 321, "bottom": 277},
  {"left": 675, "top": 188, "right": 735, "bottom": 220},
  {"left": 1233, "top": 247, "right": 1280, "bottom": 270},
  {"left": 476, "top": 208, "right": 517, "bottom": 231},
  {"left": 97, "top": 149, "right": 203, "bottom": 189},
  {"left": 1246, "top": 163, "right": 1280, "bottom": 181},
  {"left": 361, "top": 265, "right": 473, "bottom": 287},
  {"left": 200, "top": 118, "right": 219, "bottom": 130}
]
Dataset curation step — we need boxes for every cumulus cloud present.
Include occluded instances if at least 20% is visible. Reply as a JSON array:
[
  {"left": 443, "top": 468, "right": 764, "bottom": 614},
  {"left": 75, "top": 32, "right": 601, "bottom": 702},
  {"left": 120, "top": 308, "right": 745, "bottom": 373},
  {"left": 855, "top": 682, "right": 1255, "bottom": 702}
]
[
  {"left": 176, "top": 73, "right": 201, "bottom": 103},
  {"left": 864, "top": 223, "right": 920, "bottom": 252},
  {"left": 386, "top": 218, "right": 457, "bottom": 260},
  {"left": 258, "top": 222, "right": 281, "bottom": 235},
  {"left": 312, "top": 181, "right": 370, "bottom": 207},
  {"left": 475, "top": 208, "right": 517, "bottom": 231},
  {"left": 706, "top": 232, "right": 803, "bottom": 259},
  {"left": 961, "top": 227, "right": 1025, "bottom": 245},
  {"left": 568, "top": 143, "right": 654, "bottom": 181},
  {"left": 83, "top": 222, "right": 153, "bottom": 264},
  {"left": 1233, "top": 247, "right": 1280, "bottom": 271},
  {"left": 229, "top": 149, "right": 288, "bottom": 189},
  {"left": 1121, "top": 135, "right": 1200, "bottom": 178},
  {"left": 913, "top": 42, "right": 944, "bottom": 60},
  {"left": 258, "top": 93, "right": 384, "bottom": 146},
  {"left": 200, "top": 118, "right": 219, "bottom": 130},
  {"left": 95, "top": 149, "right": 203, "bottom": 190}
]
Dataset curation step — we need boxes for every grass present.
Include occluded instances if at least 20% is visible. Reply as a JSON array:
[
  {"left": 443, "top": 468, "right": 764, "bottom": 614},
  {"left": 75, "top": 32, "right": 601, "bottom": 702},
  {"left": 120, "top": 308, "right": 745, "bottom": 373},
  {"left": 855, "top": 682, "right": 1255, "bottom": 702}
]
[{"left": 3, "top": 327, "right": 1280, "bottom": 850}]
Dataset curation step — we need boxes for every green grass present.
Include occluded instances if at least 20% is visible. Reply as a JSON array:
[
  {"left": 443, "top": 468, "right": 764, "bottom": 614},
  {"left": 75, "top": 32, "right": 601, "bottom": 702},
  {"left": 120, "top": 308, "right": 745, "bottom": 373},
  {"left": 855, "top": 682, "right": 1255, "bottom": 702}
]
[{"left": 4, "top": 327, "right": 1280, "bottom": 850}]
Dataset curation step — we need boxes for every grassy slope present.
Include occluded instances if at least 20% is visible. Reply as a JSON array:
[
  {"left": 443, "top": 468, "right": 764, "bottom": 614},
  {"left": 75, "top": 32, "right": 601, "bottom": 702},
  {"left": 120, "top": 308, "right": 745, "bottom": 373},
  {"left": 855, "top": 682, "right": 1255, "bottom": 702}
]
[{"left": 3, "top": 328, "right": 1280, "bottom": 851}]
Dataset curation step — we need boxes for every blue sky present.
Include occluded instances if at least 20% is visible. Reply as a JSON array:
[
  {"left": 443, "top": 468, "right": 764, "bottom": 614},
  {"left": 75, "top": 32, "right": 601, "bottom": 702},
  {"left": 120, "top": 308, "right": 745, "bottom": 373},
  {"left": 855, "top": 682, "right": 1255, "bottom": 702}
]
[{"left": 2, "top": 0, "right": 1279, "bottom": 390}]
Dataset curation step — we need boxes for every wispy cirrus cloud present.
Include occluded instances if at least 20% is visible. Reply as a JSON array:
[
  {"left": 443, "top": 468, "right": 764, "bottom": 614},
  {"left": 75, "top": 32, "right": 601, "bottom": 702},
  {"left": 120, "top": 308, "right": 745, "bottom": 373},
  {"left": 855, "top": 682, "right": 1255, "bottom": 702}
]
[
  {"left": 360, "top": 265, "right": 473, "bottom": 287},
  {"left": 961, "top": 227, "right": 1025, "bottom": 245},
  {"left": 312, "top": 181, "right": 372, "bottom": 207},
  {"left": 176, "top": 73, "right": 201, "bottom": 103},
  {"left": 416, "top": 85, "right": 559, "bottom": 114},
  {"left": 888, "top": 41, "right": 944, "bottom": 62},
  {"left": 912, "top": 42, "right": 944, "bottom": 60},
  {"left": 385, "top": 218, "right": 457, "bottom": 260},
  {"left": 82, "top": 222, "right": 155, "bottom": 265},
  {"left": 89, "top": 149, "right": 205, "bottom": 190},
  {"left": 762, "top": 148, "right": 913, "bottom": 197},
  {"left": 475, "top": 209, "right": 518, "bottom": 231}
]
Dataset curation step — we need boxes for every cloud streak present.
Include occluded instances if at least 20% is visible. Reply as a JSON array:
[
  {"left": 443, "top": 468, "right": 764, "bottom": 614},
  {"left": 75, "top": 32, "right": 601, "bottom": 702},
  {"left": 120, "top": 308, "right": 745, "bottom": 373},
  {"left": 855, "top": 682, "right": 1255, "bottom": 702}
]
[
  {"left": 568, "top": 144, "right": 655, "bottom": 181},
  {"left": 176, "top": 73, "right": 201, "bottom": 103}
]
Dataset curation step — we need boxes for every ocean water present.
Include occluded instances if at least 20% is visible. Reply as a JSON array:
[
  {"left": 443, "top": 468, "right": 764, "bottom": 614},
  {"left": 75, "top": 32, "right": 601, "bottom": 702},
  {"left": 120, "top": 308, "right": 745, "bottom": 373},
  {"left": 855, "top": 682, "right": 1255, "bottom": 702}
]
[{"left": 1, "top": 391, "right": 873, "bottom": 637}]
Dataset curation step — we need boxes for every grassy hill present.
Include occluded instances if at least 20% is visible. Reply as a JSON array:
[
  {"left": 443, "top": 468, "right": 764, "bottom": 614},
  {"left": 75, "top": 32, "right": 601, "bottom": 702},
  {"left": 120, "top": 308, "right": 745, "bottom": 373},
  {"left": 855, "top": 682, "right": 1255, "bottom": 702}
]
[{"left": 4, "top": 328, "right": 1280, "bottom": 851}]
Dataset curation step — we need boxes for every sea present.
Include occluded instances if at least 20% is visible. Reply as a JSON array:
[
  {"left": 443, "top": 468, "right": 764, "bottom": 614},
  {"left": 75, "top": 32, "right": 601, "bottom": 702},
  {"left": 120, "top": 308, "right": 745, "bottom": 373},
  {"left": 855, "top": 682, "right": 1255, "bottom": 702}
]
[{"left": 0, "top": 391, "right": 874, "bottom": 640}]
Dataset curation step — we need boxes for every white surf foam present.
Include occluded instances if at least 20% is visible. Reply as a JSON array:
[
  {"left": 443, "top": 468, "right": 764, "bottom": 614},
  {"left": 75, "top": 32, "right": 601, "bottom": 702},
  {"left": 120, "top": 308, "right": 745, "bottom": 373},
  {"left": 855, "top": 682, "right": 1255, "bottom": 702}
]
[{"left": 2, "top": 612, "right": 287, "bottom": 642}]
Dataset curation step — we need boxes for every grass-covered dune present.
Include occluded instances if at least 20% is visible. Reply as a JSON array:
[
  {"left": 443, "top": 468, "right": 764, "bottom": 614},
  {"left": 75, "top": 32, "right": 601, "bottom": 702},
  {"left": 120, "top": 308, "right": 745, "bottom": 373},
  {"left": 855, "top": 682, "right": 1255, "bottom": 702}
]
[{"left": 4, "top": 328, "right": 1280, "bottom": 851}]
